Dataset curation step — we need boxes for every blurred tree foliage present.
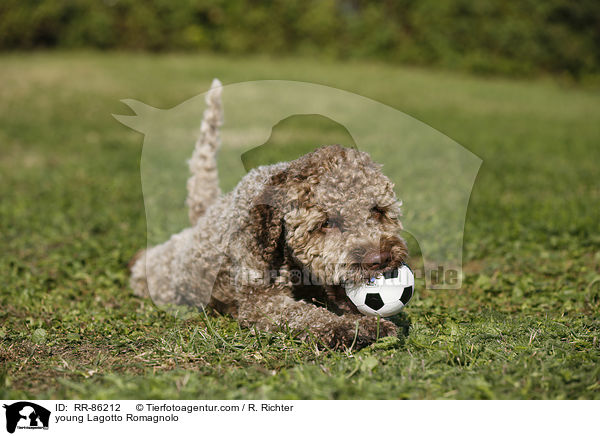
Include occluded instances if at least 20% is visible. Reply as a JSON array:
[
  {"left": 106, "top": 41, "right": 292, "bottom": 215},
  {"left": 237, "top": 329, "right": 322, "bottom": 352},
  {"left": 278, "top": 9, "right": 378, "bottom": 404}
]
[{"left": 1, "top": 0, "right": 599, "bottom": 78}]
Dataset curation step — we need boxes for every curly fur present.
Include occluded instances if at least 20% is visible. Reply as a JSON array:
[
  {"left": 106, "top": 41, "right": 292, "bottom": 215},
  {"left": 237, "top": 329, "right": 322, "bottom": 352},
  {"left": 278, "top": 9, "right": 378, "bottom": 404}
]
[
  {"left": 130, "top": 82, "right": 408, "bottom": 350},
  {"left": 186, "top": 78, "right": 223, "bottom": 224}
]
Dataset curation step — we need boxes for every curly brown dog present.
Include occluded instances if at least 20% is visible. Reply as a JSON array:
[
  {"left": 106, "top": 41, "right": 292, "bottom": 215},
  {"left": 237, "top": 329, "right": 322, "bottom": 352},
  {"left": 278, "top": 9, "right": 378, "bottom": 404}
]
[{"left": 130, "top": 80, "right": 408, "bottom": 349}]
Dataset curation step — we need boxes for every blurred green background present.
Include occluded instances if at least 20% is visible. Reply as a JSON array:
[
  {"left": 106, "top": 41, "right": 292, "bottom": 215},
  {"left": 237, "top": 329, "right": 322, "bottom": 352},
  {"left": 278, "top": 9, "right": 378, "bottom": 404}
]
[{"left": 1, "top": 0, "right": 599, "bottom": 79}]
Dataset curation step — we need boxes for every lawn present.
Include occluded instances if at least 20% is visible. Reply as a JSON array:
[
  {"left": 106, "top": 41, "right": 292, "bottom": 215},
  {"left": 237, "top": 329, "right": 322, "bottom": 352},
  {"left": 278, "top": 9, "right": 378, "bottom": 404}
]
[{"left": 0, "top": 52, "right": 599, "bottom": 399}]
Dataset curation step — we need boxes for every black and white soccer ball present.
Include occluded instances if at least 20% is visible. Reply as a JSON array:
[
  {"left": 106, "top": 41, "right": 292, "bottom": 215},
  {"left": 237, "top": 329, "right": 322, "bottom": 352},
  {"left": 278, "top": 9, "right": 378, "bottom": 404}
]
[{"left": 345, "top": 264, "right": 415, "bottom": 317}]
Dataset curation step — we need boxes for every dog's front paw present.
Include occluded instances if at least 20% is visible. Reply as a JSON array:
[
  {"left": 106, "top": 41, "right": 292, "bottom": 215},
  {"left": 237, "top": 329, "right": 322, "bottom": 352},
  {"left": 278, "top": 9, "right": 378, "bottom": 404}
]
[
  {"left": 328, "top": 317, "right": 398, "bottom": 350},
  {"left": 357, "top": 317, "right": 398, "bottom": 348}
]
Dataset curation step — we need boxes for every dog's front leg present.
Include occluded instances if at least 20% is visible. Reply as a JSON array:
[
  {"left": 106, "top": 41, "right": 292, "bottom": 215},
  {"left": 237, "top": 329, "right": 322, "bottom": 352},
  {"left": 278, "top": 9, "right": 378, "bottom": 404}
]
[{"left": 237, "top": 287, "right": 398, "bottom": 350}]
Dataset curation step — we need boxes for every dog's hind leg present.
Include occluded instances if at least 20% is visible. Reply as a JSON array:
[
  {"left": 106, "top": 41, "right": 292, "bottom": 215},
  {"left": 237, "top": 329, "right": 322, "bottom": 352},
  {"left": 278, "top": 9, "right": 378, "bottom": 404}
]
[{"left": 186, "top": 78, "right": 224, "bottom": 225}]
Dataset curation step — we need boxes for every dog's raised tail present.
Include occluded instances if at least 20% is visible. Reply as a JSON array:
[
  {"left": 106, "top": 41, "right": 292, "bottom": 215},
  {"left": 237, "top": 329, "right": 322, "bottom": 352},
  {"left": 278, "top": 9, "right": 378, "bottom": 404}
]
[{"left": 187, "top": 78, "right": 224, "bottom": 225}]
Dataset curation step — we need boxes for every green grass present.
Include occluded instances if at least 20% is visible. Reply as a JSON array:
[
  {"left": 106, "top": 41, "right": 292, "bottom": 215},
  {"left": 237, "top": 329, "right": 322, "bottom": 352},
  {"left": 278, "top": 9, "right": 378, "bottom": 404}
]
[{"left": 1, "top": 51, "right": 599, "bottom": 399}]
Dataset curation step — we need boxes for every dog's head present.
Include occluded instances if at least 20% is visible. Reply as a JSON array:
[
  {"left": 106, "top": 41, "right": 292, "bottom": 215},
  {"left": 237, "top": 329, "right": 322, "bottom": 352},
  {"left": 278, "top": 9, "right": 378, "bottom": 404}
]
[{"left": 250, "top": 145, "right": 407, "bottom": 297}]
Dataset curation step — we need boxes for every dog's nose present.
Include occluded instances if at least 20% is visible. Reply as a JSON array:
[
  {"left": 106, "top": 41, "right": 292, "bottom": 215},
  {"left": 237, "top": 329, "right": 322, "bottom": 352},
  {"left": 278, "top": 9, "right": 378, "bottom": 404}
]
[{"left": 361, "top": 251, "right": 391, "bottom": 270}]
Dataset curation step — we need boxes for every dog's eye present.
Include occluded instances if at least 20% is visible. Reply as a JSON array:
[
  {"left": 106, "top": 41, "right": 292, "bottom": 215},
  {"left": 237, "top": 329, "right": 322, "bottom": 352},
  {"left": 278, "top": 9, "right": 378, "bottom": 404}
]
[
  {"left": 322, "top": 217, "right": 342, "bottom": 232},
  {"left": 371, "top": 206, "right": 387, "bottom": 221}
]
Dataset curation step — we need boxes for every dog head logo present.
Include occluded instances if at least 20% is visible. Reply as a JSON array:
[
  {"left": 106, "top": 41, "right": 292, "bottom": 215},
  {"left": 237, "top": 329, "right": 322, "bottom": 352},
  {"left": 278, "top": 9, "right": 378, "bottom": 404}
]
[
  {"left": 115, "top": 80, "right": 481, "bottom": 295},
  {"left": 3, "top": 402, "right": 50, "bottom": 433}
]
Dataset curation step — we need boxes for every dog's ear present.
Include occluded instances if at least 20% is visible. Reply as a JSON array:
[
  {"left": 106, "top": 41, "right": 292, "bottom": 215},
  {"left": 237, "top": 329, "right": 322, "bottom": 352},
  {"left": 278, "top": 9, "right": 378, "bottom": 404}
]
[{"left": 249, "top": 170, "right": 288, "bottom": 270}]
